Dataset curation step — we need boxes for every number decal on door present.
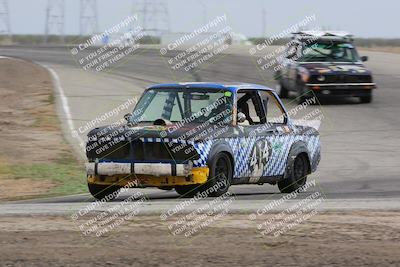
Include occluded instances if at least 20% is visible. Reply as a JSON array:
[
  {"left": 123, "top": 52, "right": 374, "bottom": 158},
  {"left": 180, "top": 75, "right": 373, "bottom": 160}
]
[{"left": 248, "top": 139, "right": 272, "bottom": 182}]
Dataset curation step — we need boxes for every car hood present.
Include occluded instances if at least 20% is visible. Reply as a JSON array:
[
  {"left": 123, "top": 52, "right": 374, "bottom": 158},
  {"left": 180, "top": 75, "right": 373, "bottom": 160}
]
[{"left": 87, "top": 123, "right": 233, "bottom": 142}]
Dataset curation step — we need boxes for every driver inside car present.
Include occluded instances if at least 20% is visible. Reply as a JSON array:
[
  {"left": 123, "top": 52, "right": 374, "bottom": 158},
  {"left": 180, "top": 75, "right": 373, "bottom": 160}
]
[{"left": 237, "top": 101, "right": 251, "bottom": 126}]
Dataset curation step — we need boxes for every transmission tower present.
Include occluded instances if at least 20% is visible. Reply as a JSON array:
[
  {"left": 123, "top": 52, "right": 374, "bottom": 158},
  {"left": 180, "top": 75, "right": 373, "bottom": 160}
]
[
  {"left": 0, "top": 0, "right": 11, "bottom": 36},
  {"left": 45, "top": 0, "right": 65, "bottom": 43},
  {"left": 132, "top": 0, "right": 170, "bottom": 36},
  {"left": 261, "top": 8, "right": 266, "bottom": 37},
  {"left": 80, "top": 0, "right": 98, "bottom": 35}
]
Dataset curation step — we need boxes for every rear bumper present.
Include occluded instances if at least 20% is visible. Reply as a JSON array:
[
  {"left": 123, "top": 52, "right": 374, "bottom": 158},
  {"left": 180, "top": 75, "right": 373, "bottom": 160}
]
[
  {"left": 306, "top": 83, "right": 375, "bottom": 97},
  {"left": 86, "top": 162, "right": 209, "bottom": 187}
]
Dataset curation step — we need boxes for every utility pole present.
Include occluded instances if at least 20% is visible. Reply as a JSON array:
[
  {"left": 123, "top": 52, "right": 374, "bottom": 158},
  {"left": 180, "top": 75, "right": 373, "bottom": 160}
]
[
  {"left": 80, "top": 0, "right": 98, "bottom": 36},
  {"left": 0, "top": 0, "right": 11, "bottom": 37},
  {"left": 45, "top": 0, "right": 65, "bottom": 43},
  {"left": 132, "top": 0, "right": 170, "bottom": 37}
]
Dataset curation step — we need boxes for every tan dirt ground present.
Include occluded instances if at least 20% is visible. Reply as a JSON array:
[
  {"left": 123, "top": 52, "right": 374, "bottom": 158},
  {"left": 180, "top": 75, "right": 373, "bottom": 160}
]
[
  {"left": 0, "top": 211, "right": 399, "bottom": 267},
  {"left": 0, "top": 58, "right": 81, "bottom": 200}
]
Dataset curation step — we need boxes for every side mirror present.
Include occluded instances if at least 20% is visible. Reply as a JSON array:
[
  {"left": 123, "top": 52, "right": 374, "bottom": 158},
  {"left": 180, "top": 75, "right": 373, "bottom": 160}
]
[
  {"left": 237, "top": 112, "right": 246, "bottom": 123},
  {"left": 361, "top": 56, "right": 368, "bottom": 62},
  {"left": 124, "top": 113, "right": 133, "bottom": 124}
]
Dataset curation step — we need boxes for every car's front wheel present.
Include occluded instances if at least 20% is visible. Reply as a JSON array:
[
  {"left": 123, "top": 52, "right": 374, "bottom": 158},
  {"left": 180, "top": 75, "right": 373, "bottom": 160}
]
[
  {"left": 278, "top": 153, "right": 309, "bottom": 193},
  {"left": 88, "top": 183, "right": 120, "bottom": 201},
  {"left": 360, "top": 92, "right": 373, "bottom": 103},
  {"left": 278, "top": 82, "right": 289, "bottom": 98},
  {"left": 175, "top": 153, "right": 233, "bottom": 198},
  {"left": 205, "top": 152, "right": 232, "bottom": 197},
  {"left": 297, "top": 83, "right": 313, "bottom": 104}
]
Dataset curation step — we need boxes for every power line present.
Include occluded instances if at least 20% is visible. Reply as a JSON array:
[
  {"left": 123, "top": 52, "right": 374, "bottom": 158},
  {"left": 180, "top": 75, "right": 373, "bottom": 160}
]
[
  {"left": 45, "top": 0, "right": 65, "bottom": 43},
  {"left": 132, "top": 0, "right": 170, "bottom": 37}
]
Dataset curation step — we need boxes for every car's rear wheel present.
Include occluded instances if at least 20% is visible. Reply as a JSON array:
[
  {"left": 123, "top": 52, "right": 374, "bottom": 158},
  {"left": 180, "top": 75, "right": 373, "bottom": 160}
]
[
  {"left": 360, "top": 92, "right": 372, "bottom": 103},
  {"left": 278, "top": 154, "right": 309, "bottom": 193},
  {"left": 88, "top": 183, "right": 120, "bottom": 201}
]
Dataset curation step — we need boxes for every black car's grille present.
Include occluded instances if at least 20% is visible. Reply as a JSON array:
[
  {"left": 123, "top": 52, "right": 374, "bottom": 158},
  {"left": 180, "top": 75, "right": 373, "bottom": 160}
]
[
  {"left": 86, "top": 139, "right": 199, "bottom": 163},
  {"left": 342, "top": 75, "right": 372, "bottom": 83},
  {"left": 309, "top": 74, "right": 372, "bottom": 83}
]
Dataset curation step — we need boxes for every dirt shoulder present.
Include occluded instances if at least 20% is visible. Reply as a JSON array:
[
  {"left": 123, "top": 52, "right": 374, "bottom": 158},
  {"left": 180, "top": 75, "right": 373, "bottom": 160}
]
[
  {"left": 0, "top": 211, "right": 399, "bottom": 267},
  {"left": 0, "top": 57, "right": 85, "bottom": 201}
]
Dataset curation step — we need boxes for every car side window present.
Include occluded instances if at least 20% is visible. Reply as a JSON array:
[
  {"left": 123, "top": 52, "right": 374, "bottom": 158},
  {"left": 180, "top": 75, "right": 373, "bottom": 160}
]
[
  {"left": 259, "top": 91, "right": 286, "bottom": 125},
  {"left": 237, "top": 90, "right": 266, "bottom": 125}
]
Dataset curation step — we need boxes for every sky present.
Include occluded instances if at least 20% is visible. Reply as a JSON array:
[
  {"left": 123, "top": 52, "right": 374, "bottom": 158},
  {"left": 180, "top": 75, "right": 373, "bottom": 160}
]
[{"left": 6, "top": 0, "right": 400, "bottom": 38}]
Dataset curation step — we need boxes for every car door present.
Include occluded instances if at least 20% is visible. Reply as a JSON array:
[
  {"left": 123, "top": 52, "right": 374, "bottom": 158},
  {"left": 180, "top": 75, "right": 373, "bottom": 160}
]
[
  {"left": 256, "top": 90, "right": 293, "bottom": 178},
  {"left": 234, "top": 89, "right": 291, "bottom": 182}
]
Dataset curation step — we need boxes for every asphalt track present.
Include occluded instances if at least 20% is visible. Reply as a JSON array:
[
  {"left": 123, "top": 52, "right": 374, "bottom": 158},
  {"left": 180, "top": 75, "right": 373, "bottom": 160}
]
[{"left": 0, "top": 45, "right": 399, "bottom": 214}]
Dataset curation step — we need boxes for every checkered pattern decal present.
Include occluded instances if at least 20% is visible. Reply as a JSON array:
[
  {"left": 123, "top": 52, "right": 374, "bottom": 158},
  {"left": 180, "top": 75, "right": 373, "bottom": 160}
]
[
  {"left": 192, "top": 140, "right": 214, "bottom": 167},
  {"left": 139, "top": 134, "right": 320, "bottom": 179},
  {"left": 191, "top": 134, "right": 320, "bottom": 178}
]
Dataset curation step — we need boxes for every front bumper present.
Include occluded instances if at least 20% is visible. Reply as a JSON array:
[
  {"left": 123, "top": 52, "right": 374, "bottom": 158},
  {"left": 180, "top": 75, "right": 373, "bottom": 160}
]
[
  {"left": 306, "top": 83, "right": 376, "bottom": 97},
  {"left": 86, "top": 162, "right": 209, "bottom": 187}
]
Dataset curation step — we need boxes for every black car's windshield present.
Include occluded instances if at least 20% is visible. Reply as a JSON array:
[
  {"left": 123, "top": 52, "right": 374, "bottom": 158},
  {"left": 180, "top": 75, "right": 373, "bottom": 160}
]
[
  {"left": 131, "top": 88, "right": 233, "bottom": 124},
  {"left": 298, "top": 42, "right": 360, "bottom": 63}
]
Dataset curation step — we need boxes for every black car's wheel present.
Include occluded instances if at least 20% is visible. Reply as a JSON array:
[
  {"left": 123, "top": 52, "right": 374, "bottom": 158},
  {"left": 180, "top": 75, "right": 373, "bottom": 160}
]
[
  {"left": 297, "top": 84, "right": 314, "bottom": 104},
  {"left": 205, "top": 153, "right": 232, "bottom": 197},
  {"left": 360, "top": 93, "right": 373, "bottom": 103},
  {"left": 278, "top": 82, "right": 289, "bottom": 98},
  {"left": 296, "top": 82, "right": 308, "bottom": 103},
  {"left": 278, "top": 154, "right": 309, "bottom": 193},
  {"left": 88, "top": 183, "right": 120, "bottom": 201}
]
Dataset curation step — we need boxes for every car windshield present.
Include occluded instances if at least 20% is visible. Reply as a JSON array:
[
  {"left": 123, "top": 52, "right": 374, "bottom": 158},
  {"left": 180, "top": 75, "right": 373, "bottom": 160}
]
[
  {"left": 298, "top": 42, "right": 360, "bottom": 63},
  {"left": 131, "top": 88, "right": 233, "bottom": 124}
]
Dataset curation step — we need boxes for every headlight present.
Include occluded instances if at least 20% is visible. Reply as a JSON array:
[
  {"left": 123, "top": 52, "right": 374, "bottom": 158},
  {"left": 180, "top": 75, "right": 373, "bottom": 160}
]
[{"left": 298, "top": 67, "right": 310, "bottom": 83}]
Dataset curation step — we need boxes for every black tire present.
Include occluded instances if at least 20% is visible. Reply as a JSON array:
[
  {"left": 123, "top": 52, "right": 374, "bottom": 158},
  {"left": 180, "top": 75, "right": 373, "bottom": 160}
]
[
  {"left": 175, "top": 153, "right": 232, "bottom": 198},
  {"left": 204, "top": 152, "right": 232, "bottom": 197},
  {"left": 297, "top": 85, "right": 312, "bottom": 104},
  {"left": 88, "top": 183, "right": 120, "bottom": 201},
  {"left": 278, "top": 154, "right": 309, "bottom": 193},
  {"left": 360, "top": 93, "right": 372, "bottom": 103},
  {"left": 278, "top": 82, "right": 289, "bottom": 98}
]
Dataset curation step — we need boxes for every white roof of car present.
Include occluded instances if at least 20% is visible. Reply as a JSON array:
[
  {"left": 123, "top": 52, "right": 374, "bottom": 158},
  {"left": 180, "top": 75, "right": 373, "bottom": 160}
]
[{"left": 293, "top": 30, "right": 353, "bottom": 38}]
